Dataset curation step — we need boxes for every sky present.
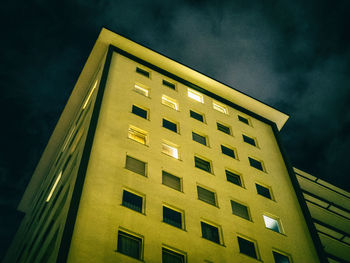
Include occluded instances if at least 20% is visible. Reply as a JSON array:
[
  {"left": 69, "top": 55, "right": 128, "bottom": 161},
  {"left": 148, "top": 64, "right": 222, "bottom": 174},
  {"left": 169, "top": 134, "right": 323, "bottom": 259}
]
[{"left": 1, "top": 0, "right": 350, "bottom": 259}]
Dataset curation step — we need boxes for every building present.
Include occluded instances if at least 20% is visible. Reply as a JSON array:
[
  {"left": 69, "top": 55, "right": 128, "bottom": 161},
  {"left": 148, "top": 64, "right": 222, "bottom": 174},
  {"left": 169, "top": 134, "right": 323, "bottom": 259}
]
[
  {"left": 294, "top": 168, "right": 350, "bottom": 263},
  {"left": 4, "top": 28, "right": 327, "bottom": 263}
]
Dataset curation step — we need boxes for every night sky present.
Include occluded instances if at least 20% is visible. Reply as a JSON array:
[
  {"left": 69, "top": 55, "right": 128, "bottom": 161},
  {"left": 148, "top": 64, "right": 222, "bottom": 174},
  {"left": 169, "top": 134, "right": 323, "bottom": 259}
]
[{"left": 1, "top": 0, "right": 350, "bottom": 259}]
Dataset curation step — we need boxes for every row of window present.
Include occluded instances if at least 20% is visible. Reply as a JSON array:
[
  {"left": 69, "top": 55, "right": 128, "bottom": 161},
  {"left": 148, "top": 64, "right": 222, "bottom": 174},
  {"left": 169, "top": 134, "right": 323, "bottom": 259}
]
[{"left": 117, "top": 228, "right": 291, "bottom": 262}]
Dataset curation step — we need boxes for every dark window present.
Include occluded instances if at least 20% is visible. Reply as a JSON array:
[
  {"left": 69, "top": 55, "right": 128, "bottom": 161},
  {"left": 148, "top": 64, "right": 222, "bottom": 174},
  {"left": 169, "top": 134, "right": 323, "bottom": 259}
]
[
  {"left": 238, "top": 115, "right": 249, "bottom": 125},
  {"left": 163, "top": 119, "right": 178, "bottom": 133},
  {"left": 163, "top": 206, "right": 182, "bottom": 229},
  {"left": 162, "top": 80, "right": 176, "bottom": 90},
  {"left": 194, "top": 156, "right": 211, "bottom": 173},
  {"left": 192, "top": 132, "right": 207, "bottom": 146},
  {"left": 231, "top": 200, "right": 250, "bottom": 220},
  {"left": 221, "top": 145, "right": 236, "bottom": 159},
  {"left": 242, "top": 134, "right": 256, "bottom": 146},
  {"left": 122, "top": 190, "right": 143, "bottom": 213},
  {"left": 273, "top": 251, "right": 290, "bottom": 263},
  {"left": 162, "top": 171, "right": 181, "bottom": 191},
  {"left": 248, "top": 157, "right": 264, "bottom": 171},
  {"left": 162, "top": 248, "right": 185, "bottom": 263},
  {"left": 117, "top": 230, "right": 142, "bottom": 259},
  {"left": 136, "top": 67, "right": 149, "bottom": 78},
  {"left": 226, "top": 170, "right": 242, "bottom": 186},
  {"left": 126, "top": 155, "right": 146, "bottom": 176},
  {"left": 201, "top": 222, "right": 220, "bottom": 244},
  {"left": 256, "top": 184, "right": 272, "bottom": 199},
  {"left": 197, "top": 186, "right": 216, "bottom": 206},
  {"left": 217, "top": 122, "right": 231, "bottom": 134},
  {"left": 190, "top": 110, "right": 204, "bottom": 122},
  {"left": 237, "top": 236, "right": 257, "bottom": 259},
  {"left": 132, "top": 105, "right": 148, "bottom": 119}
]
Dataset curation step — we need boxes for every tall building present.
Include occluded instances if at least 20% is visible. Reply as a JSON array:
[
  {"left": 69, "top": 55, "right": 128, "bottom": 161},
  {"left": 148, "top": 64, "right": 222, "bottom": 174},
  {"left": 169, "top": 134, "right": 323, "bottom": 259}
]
[
  {"left": 4, "top": 28, "right": 327, "bottom": 262},
  {"left": 295, "top": 168, "right": 350, "bottom": 263}
]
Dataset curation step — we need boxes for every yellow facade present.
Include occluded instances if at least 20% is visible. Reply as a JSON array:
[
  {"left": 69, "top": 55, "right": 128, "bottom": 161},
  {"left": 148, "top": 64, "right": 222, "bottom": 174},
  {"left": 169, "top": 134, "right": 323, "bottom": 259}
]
[{"left": 4, "top": 28, "right": 325, "bottom": 263}]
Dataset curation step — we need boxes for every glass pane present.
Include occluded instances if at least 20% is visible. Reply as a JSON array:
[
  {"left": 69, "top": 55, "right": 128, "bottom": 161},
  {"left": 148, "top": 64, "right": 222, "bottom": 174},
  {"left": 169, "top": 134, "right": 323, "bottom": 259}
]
[
  {"left": 126, "top": 156, "right": 146, "bottom": 176},
  {"left": 249, "top": 157, "right": 263, "bottom": 171},
  {"left": 188, "top": 89, "right": 203, "bottom": 103},
  {"left": 163, "top": 206, "right": 182, "bottom": 228},
  {"left": 221, "top": 145, "right": 235, "bottom": 158},
  {"left": 238, "top": 115, "right": 249, "bottom": 125},
  {"left": 134, "top": 84, "right": 149, "bottom": 96},
  {"left": 162, "top": 171, "right": 181, "bottom": 191},
  {"left": 243, "top": 135, "right": 256, "bottom": 146},
  {"left": 162, "top": 80, "right": 176, "bottom": 90},
  {"left": 238, "top": 237, "right": 257, "bottom": 259},
  {"left": 231, "top": 200, "right": 250, "bottom": 220},
  {"left": 132, "top": 105, "right": 147, "bottom": 119},
  {"left": 273, "top": 251, "right": 290, "bottom": 263},
  {"left": 197, "top": 186, "right": 216, "bottom": 206},
  {"left": 192, "top": 132, "right": 206, "bottom": 145},
  {"left": 256, "top": 184, "right": 271, "bottom": 199},
  {"left": 194, "top": 157, "right": 211, "bottom": 172},
  {"left": 136, "top": 67, "right": 149, "bottom": 78},
  {"left": 163, "top": 119, "right": 177, "bottom": 132},
  {"left": 263, "top": 215, "right": 281, "bottom": 233},
  {"left": 217, "top": 123, "right": 230, "bottom": 134},
  {"left": 190, "top": 110, "right": 204, "bottom": 122},
  {"left": 201, "top": 222, "right": 220, "bottom": 243},
  {"left": 117, "top": 231, "right": 142, "bottom": 259},
  {"left": 162, "top": 144, "right": 179, "bottom": 159},
  {"left": 122, "top": 190, "right": 143, "bottom": 213},
  {"left": 162, "top": 248, "right": 185, "bottom": 263},
  {"left": 226, "top": 170, "right": 242, "bottom": 186}
]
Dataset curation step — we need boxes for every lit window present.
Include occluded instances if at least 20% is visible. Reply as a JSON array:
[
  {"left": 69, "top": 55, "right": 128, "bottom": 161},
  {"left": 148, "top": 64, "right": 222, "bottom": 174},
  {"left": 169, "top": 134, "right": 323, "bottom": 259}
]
[
  {"left": 201, "top": 221, "right": 221, "bottom": 244},
  {"left": 82, "top": 79, "right": 98, "bottom": 109},
  {"left": 216, "top": 122, "right": 231, "bottom": 135},
  {"left": 190, "top": 110, "right": 204, "bottom": 123},
  {"left": 221, "top": 145, "right": 236, "bottom": 159},
  {"left": 238, "top": 115, "right": 250, "bottom": 125},
  {"left": 248, "top": 157, "right": 264, "bottom": 171},
  {"left": 125, "top": 155, "right": 147, "bottom": 176},
  {"left": 162, "top": 247, "right": 186, "bottom": 263},
  {"left": 188, "top": 88, "right": 204, "bottom": 103},
  {"left": 263, "top": 215, "right": 282, "bottom": 233},
  {"left": 162, "top": 95, "right": 178, "bottom": 110},
  {"left": 231, "top": 200, "right": 250, "bottom": 220},
  {"left": 197, "top": 185, "right": 217, "bottom": 206},
  {"left": 117, "top": 230, "right": 143, "bottom": 260},
  {"left": 163, "top": 206, "right": 184, "bottom": 229},
  {"left": 162, "top": 118, "right": 178, "bottom": 133},
  {"left": 136, "top": 67, "right": 150, "bottom": 78},
  {"left": 128, "top": 126, "right": 147, "bottom": 145},
  {"left": 256, "top": 184, "right": 272, "bottom": 199},
  {"left": 134, "top": 83, "right": 149, "bottom": 97},
  {"left": 192, "top": 132, "right": 207, "bottom": 146},
  {"left": 226, "top": 170, "right": 242, "bottom": 187},
  {"left": 194, "top": 156, "right": 212, "bottom": 173},
  {"left": 132, "top": 105, "right": 148, "bottom": 119},
  {"left": 213, "top": 101, "right": 228, "bottom": 114},
  {"left": 46, "top": 171, "right": 62, "bottom": 202},
  {"left": 273, "top": 251, "right": 291, "bottom": 263},
  {"left": 162, "top": 80, "right": 176, "bottom": 90},
  {"left": 237, "top": 236, "right": 258, "bottom": 259},
  {"left": 122, "top": 190, "right": 144, "bottom": 213},
  {"left": 162, "top": 171, "right": 182, "bottom": 192},
  {"left": 162, "top": 142, "right": 179, "bottom": 159},
  {"left": 243, "top": 134, "right": 256, "bottom": 146}
]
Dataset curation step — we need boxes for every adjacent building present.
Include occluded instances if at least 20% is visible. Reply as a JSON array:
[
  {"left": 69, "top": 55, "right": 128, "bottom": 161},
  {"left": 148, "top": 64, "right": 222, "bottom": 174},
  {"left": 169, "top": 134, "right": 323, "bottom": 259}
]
[
  {"left": 295, "top": 168, "right": 350, "bottom": 263},
  {"left": 4, "top": 28, "right": 327, "bottom": 262}
]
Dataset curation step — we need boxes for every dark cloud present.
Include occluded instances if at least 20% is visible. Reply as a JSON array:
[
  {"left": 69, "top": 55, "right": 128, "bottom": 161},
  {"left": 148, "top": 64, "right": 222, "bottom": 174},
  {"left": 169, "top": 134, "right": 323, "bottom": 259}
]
[{"left": 1, "top": 0, "right": 350, "bottom": 259}]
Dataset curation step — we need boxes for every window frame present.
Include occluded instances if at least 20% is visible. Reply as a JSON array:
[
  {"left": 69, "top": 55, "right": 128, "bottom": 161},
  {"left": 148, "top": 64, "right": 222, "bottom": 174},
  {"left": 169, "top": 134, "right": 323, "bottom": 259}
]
[
  {"left": 237, "top": 235, "right": 260, "bottom": 260},
  {"left": 162, "top": 79, "right": 176, "bottom": 90},
  {"left": 197, "top": 185, "right": 218, "bottom": 207},
  {"left": 242, "top": 134, "right": 257, "bottom": 147},
  {"left": 194, "top": 155, "right": 212, "bottom": 173},
  {"left": 133, "top": 83, "right": 150, "bottom": 97},
  {"left": 162, "top": 246, "right": 187, "bottom": 263},
  {"left": 255, "top": 183, "right": 273, "bottom": 200},
  {"left": 216, "top": 122, "right": 232, "bottom": 135},
  {"left": 187, "top": 88, "right": 204, "bottom": 103},
  {"left": 125, "top": 155, "right": 147, "bottom": 176},
  {"left": 162, "top": 118, "right": 178, "bottom": 133},
  {"left": 162, "top": 141, "right": 180, "bottom": 159},
  {"left": 200, "top": 220, "right": 223, "bottom": 245},
  {"left": 121, "top": 189, "right": 145, "bottom": 214},
  {"left": 162, "top": 95, "right": 179, "bottom": 110},
  {"left": 136, "top": 67, "right": 150, "bottom": 78},
  {"left": 225, "top": 169, "right": 243, "bottom": 187},
  {"left": 116, "top": 229, "right": 144, "bottom": 260},
  {"left": 192, "top": 131, "right": 208, "bottom": 146},
  {"left": 189, "top": 110, "right": 205, "bottom": 122},
  {"left": 248, "top": 157, "right": 265, "bottom": 172},
  {"left": 128, "top": 126, "right": 148, "bottom": 145},
  {"left": 231, "top": 200, "right": 251, "bottom": 221},
  {"left": 131, "top": 104, "right": 149, "bottom": 119},
  {"left": 238, "top": 115, "right": 251, "bottom": 125},
  {"left": 162, "top": 204, "right": 185, "bottom": 230},
  {"left": 221, "top": 145, "right": 237, "bottom": 159},
  {"left": 212, "top": 101, "right": 228, "bottom": 114},
  {"left": 162, "top": 170, "right": 182, "bottom": 192}
]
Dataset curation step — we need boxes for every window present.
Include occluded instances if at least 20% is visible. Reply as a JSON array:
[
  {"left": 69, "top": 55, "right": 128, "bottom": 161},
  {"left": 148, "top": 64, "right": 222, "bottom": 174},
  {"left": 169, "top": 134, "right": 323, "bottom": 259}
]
[
  {"left": 162, "top": 171, "right": 182, "bottom": 192},
  {"left": 237, "top": 236, "right": 258, "bottom": 259},
  {"left": 190, "top": 110, "right": 204, "bottom": 122},
  {"left": 162, "top": 247, "right": 186, "bottom": 263},
  {"left": 192, "top": 132, "right": 207, "bottom": 146},
  {"left": 125, "top": 155, "right": 147, "bottom": 176},
  {"left": 136, "top": 67, "right": 150, "bottom": 78},
  {"left": 216, "top": 122, "right": 231, "bottom": 135},
  {"left": 263, "top": 215, "right": 282, "bottom": 233},
  {"left": 256, "top": 184, "right": 272, "bottom": 199},
  {"left": 46, "top": 171, "right": 62, "bottom": 202},
  {"left": 117, "top": 230, "right": 143, "bottom": 260},
  {"left": 231, "top": 200, "right": 250, "bottom": 220},
  {"left": 201, "top": 221, "right": 220, "bottom": 244},
  {"left": 194, "top": 156, "right": 212, "bottom": 173},
  {"left": 221, "top": 145, "right": 236, "bottom": 159},
  {"left": 248, "top": 157, "right": 264, "bottom": 171},
  {"left": 128, "top": 126, "right": 147, "bottom": 145},
  {"left": 226, "top": 170, "right": 242, "bottom": 187},
  {"left": 213, "top": 101, "right": 228, "bottom": 114},
  {"left": 273, "top": 251, "right": 291, "bottom": 263},
  {"left": 188, "top": 88, "right": 204, "bottom": 103},
  {"left": 163, "top": 119, "right": 178, "bottom": 133},
  {"left": 162, "top": 79, "right": 176, "bottom": 90},
  {"left": 242, "top": 134, "right": 256, "bottom": 146},
  {"left": 132, "top": 105, "right": 148, "bottom": 119},
  {"left": 122, "top": 190, "right": 143, "bottom": 213},
  {"left": 162, "top": 142, "right": 179, "bottom": 159},
  {"left": 162, "top": 95, "right": 178, "bottom": 110},
  {"left": 134, "top": 83, "right": 149, "bottom": 97},
  {"left": 238, "top": 115, "right": 250, "bottom": 125},
  {"left": 163, "top": 206, "right": 183, "bottom": 229},
  {"left": 197, "top": 185, "right": 217, "bottom": 206}
]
